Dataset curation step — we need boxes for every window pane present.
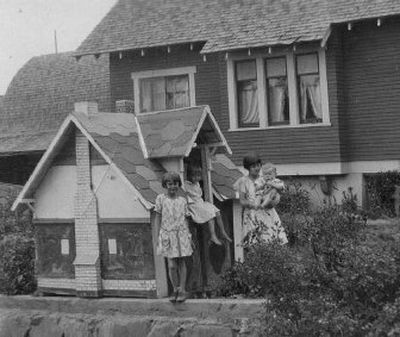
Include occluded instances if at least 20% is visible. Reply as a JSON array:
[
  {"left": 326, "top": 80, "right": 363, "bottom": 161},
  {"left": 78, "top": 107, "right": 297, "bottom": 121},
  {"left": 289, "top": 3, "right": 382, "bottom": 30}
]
[
  {"left": 166, "top": 75, "right": 189, "bottom": 109},
  {"left": 296, "top": 53, "right": 319, "bottom": 75},
  {"left": 236, "top": 60, "right": 257, "bottom": 81},
  {"left": 237, "top": 80, "right": 259, "bottom": 126},
  {"left": 298, "top": 74, "right": 322, "bottom": 124},
  {"left": 140, "top": 77, "right": 166, "bottom": 112},
  {"left": 268, "top": 77, "right": 289, "bottom": 125},
  {"left": 266, "top": 57, "right": 286, "bottom": 78}
]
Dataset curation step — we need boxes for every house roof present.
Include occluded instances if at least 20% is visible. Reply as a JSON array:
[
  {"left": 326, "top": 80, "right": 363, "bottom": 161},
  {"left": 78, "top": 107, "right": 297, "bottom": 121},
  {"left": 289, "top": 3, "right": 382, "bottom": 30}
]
[
  {"left": 137, "top": 105, "right": 231, "bottom": 159},
  {"left": 0, "top": 52, "right": 110, "bottom": 155},
  {"left": 13, "top": 108, "right": 242, "bottom": 210},
  {"left": 76, "top": 0, "right": 400, "bottom": 56}
]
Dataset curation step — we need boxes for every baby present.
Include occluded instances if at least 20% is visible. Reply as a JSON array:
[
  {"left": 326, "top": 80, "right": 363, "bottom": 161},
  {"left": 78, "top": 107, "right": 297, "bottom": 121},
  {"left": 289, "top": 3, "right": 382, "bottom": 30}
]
[{"left": 254, "top": 163, "right": 284, "bottom": 209}]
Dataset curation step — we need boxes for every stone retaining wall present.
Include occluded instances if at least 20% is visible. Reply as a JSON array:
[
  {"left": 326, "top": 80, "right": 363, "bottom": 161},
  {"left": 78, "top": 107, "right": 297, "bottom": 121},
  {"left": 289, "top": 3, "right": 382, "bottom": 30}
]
[{"left": 0, "top": 296, "right": 264, "bottom": 337}]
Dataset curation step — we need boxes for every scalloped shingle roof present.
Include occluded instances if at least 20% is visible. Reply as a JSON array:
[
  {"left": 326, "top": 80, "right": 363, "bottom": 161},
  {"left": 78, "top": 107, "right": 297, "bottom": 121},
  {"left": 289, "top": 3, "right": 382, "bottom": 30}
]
[
  {"left": 76, "top": 0, "right": 400, "bottom": 56},
  {"left": 0, "top": 52, "right": 110, "bottom": 155}
]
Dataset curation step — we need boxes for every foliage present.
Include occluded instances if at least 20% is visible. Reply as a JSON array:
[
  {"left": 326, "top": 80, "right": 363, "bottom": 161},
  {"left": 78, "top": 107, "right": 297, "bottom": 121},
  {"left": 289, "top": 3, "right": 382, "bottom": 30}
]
[
  {"left": 0, "top": 234, "right": 36, "bottom": 294},
  {"left": 365, "top": 171, "right": 400, "bottom": 218},
  {"left": 277, "top": 180, "right": 312, "bottom": 245},
  {"left": 218, "top": 186, "right": 400, "bottom": 336},
  {"left": 0, "top": 189, "right": 35, "bottom": 295},
  {"left": 276, "top": 179, "right": 311, "bottom": 215}
]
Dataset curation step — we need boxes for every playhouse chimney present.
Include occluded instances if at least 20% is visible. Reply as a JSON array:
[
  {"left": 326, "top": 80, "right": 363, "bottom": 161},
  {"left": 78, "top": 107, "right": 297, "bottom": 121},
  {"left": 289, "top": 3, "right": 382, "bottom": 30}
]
[
  {"left": 115, "top": 99, "right": 135, "bottom": 114},
  {"left": 74, "top": 101, "right": 98, "bottom": 115}
]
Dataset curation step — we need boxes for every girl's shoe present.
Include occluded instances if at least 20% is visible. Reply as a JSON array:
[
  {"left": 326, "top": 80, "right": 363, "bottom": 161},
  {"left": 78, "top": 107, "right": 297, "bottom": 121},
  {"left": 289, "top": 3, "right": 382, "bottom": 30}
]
[
  {"left": 169, "top": 288, "right": 179, "bottom": 303},
  {"left": 176, "top": 290, "right": 189, "bottom": 303}
]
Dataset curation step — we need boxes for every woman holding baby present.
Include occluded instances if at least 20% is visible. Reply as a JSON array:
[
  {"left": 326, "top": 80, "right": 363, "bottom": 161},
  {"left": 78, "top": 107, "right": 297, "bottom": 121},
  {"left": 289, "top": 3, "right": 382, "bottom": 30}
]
[{"left": 234, "top": 152, "right": 288, "bottom": 245}]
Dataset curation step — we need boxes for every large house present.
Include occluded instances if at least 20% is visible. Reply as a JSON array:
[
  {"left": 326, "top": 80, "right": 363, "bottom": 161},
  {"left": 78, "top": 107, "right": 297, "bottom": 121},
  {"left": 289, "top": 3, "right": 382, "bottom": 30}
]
[
  {"left": 72, "top": 0, "right": 400, "bottom": 206},
  {"left": 3, "top": 0, "right": 400, "bottom": 205},
  {"left": 4, "top": 0, "right": 400, "bottom": 297}
]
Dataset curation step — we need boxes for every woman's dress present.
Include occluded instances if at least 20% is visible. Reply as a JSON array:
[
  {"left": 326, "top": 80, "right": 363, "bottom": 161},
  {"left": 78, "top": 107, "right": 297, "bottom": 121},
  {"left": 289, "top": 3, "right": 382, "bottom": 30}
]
[{"left": 235, "top": 176, "right": 288, "bottom": 245}]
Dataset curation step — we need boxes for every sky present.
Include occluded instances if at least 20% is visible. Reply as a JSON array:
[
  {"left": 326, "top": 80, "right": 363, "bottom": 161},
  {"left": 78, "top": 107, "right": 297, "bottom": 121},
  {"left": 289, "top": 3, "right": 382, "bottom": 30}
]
[{"left": 0, "top": 0, "right": 118, "bottom": 95}]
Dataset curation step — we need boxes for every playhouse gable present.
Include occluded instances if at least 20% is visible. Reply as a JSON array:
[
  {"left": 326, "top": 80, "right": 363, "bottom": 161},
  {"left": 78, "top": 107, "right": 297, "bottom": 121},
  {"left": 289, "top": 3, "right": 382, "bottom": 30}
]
[{"left": 137, "top": 105, "right": 231, "bottom": 159}]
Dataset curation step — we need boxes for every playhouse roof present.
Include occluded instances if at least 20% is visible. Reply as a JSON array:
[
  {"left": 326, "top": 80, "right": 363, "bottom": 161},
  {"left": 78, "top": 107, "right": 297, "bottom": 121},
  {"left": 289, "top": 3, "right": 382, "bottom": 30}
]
[
  {"left": 12, "top": 107, "right": 241, "bottom": 210},
  {"left": 137, "top": 106, "right": 231, "bottom": 158},
  {"left": 0, "top": 52, "right": 110, "bottom": 155},
  {"left": 76, "top": 0, "right": 400, "bottom": 56}
]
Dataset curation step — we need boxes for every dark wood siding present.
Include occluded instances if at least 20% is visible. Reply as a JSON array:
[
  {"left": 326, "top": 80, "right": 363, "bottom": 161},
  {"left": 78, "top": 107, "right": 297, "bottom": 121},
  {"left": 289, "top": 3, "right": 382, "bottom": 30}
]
[
  {"left": 108, "top": 40, "right": 346, "bottom": 166},
  {"left": 110, "top": 45, "right": 221, "bottom": 119},
  {"left": 342, "top": 18, "right": 400, "bottom": 162}
]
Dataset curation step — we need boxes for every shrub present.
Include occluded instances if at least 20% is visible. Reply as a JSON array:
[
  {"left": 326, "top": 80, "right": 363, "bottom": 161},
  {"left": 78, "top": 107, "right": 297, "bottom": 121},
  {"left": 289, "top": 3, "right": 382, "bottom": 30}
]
[
  {"left": 277, "top": 180, "right": 311, "bottom": 245},
  {"left": 216, "top": 240, "right": 302, "bottom": 298},
  {"left": 365, "top": 171, "right": 400, "bottom": 218},
  {"left": 0, "top": 234, "right": 36, "bottom": 294},
  {"left": 218, "top": 196, "right": 400, "bottom": 336},
  {"left": 0, "top": 188, "right": 35, "bottom": 295}
]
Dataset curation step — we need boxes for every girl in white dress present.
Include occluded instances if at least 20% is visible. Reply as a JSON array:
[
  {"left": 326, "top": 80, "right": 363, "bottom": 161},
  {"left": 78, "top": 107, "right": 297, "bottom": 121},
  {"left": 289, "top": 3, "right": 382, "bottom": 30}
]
[
  {"left": 184, "top": 164, "right": 232, "bottom": 245},
  {"left": 154, "top": 171, "right": 192, "bottom": 302}
]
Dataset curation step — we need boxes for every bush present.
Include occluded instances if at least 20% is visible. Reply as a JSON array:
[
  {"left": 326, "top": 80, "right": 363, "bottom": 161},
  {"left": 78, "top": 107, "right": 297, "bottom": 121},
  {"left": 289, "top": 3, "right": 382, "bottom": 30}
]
[
  {"left": 218, "top": 196, "right": 400, "bottom": 336},
  {"left": 365, "top": 171, "right": 400, "bottom": 218},
  {"left": 277, "top": 180, "right": 312, "bottom": 245},
  {"left": 216, "top": 240, "right": 302, "bottom": 298},
  {"left": 0, "top": 234, "right": 36, "bottom": 294},
  {"left": 0, "top": 188, "right": 35, "bottom": 295}
]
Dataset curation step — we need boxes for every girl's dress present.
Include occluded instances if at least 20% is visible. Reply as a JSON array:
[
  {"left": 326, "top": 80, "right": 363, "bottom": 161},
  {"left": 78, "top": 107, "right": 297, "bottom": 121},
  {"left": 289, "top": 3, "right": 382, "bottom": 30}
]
[
  {"left": 155, "top": 194, "right": 193, "bottom": 258},
  {"left": 235, "top": 176, "right": 288, "bottom": 245},
  {"left": 184, "top": 180, "right": 219, "bottom": 224}
]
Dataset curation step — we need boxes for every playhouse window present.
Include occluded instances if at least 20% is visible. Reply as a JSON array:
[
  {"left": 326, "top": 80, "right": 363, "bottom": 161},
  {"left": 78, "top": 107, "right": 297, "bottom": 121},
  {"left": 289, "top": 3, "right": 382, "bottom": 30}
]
[
  {"left": 227, "top": 48, "right": 329, "bottom": 130},
  {"left": 131, "top": 66, "right": 197, "bottom": 113}
]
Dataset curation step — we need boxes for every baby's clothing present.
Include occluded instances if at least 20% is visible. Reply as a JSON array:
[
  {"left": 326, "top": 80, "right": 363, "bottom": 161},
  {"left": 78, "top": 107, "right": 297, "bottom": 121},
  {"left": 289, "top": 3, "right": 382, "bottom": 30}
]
[
  {"left": 254, "top": 177, "right": 283, "bottom": 205},
  {"left": 184, "top": 180, "right": 219, "bottom": 224},
  {"left": 155, "top": 194, "right": 193, "bottom": 258}
]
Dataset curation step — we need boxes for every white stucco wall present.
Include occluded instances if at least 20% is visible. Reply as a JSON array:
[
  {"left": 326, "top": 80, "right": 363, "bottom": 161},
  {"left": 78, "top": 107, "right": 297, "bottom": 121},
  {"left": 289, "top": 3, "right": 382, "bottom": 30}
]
[
  {"left": 287, "top": 173, "right": 364, "bottom": 209},
  {"left": 34, "top": 165, "right": 76, "bottom": 219},
  {"left": 34, "top": 165, "right": 150, "bottom": 220},
  {"left": 92, "top": 165, "right": 149, "bottom": 219}
]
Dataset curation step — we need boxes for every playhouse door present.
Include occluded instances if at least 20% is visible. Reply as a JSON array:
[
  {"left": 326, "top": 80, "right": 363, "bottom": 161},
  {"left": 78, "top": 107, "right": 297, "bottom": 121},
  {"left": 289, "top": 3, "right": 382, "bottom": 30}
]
[{"left": 185, "top": 146, "right": 233, "bottom": 295}]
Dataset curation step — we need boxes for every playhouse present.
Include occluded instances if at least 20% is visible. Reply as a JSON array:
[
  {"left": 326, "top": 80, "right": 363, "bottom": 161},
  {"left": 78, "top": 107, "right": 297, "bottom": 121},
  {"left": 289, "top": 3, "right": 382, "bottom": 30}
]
[{"left": 12, "top": 102, "right": 243, "bottom": 298}]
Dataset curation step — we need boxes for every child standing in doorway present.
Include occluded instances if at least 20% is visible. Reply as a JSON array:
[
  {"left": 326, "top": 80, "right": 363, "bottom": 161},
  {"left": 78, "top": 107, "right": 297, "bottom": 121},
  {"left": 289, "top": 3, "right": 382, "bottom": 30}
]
[
  {"left": 154, "top": 171, "right": 192, "bottom": 303},
  {"left": 184, "top": 164, "right": 232, "bottom": 245}
]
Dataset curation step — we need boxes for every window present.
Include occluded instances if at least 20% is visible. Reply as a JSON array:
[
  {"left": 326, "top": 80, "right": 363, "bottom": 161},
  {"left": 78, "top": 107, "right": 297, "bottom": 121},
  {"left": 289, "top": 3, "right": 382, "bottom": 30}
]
[
  {"left": 131, "top": 66, "right": 196, "bottom": 114},
  {"left": 266, "top": 57, "right": 289, "bottom": 125},
  {"left": 236, "top": 60, "right": 259, "bottom": 127},
  {"left": 227, "top": 48, "right": 329, "bottom": 129},
  {"left": 296, "top": 53, "right": 322, "bottom": 124}
]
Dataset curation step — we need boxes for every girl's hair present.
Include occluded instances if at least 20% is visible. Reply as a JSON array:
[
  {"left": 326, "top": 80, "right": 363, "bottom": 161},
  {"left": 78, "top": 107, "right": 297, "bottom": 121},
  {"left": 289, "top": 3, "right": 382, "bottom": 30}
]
[
  {"left": 161, "top": 171, "right": 182, "bottom": 188},
  {"left": 243, "top": 152, "right": 262, "bottom": 170},
  {"left": 186, "top": 163, "right": 202, "bottom": 181}
]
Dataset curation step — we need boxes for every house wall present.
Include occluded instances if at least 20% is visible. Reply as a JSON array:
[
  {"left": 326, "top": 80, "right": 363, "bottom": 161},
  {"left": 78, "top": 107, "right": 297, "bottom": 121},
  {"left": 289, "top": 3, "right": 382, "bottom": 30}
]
[
  {"left": 109, "top": 44, "right": 342, "bottom": 167},
  {"left": 341, "top": 18, "right": 400, "bottom": 162}
]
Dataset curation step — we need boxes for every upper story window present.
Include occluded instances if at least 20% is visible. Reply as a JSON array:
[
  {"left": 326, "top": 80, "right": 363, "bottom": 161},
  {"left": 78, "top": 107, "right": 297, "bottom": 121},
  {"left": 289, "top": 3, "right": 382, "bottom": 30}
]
[
  {"left": 227, "top": 48, "right": 329, "bottom": 130},
  {"left": 296, "top": 53, "right": 322, "bottom": 124},
  {"left": 236, "top": 60, "right": 259, "bottom": 127},
  {"left": 131, "top": 66, "right": 196, "bottom": 113},
  {"left": 266, "top": 57, "right": 289, "bottom": 126}
]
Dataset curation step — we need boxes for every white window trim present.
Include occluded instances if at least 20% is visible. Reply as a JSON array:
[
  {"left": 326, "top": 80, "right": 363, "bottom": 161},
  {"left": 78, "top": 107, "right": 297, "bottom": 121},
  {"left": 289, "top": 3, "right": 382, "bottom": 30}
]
[
  {"left": 131, "top": 66, "right": 197, "bottom": 114},
  {"left": 227, "top": 48, "right": 330, "bottom": 130}
]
